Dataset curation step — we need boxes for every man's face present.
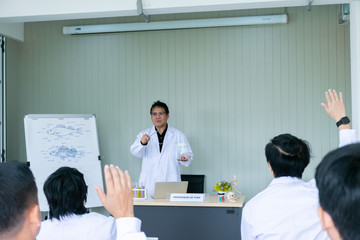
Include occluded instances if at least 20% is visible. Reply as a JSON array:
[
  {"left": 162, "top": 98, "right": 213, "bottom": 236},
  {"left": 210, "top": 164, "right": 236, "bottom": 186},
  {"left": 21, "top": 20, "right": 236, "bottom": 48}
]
[{"left": 151, "top": 107, "right": 169, "bottom": 129}]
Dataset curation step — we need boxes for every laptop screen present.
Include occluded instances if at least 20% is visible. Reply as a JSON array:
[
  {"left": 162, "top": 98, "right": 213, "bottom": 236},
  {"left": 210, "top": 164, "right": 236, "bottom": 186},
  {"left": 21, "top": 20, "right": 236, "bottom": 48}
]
[{"left": 153, "top": 181, "right": 188, "bottom": 199}]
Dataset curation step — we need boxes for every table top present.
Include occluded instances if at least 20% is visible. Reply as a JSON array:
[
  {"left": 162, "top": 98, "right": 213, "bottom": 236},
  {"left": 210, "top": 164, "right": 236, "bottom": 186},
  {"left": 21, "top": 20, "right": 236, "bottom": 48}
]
[{"left": 133, "top": 194, "right": 245, "bottom": 207}]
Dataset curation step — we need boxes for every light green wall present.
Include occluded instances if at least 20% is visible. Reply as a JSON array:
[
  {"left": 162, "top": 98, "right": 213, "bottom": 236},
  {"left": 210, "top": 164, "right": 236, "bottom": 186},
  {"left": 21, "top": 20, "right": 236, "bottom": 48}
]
[
  {"left": 6, "top": 37, "right": 21, "bottom": 162},
  {"left": 6, "top": 5, "right": 351, "bottom": 200}
]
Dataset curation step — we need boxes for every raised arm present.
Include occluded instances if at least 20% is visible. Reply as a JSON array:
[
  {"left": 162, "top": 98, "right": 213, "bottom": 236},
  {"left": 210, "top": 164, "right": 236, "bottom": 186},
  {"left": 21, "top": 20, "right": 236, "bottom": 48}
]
[
  {"left": 321, "top": 89, "right": 358, "bottom": 147},
  {"left": 95, "top": 165, "right": 147, "bottom": 240},
  {"left": 321, "top": 89, "right": 350, "bottom": 130}
]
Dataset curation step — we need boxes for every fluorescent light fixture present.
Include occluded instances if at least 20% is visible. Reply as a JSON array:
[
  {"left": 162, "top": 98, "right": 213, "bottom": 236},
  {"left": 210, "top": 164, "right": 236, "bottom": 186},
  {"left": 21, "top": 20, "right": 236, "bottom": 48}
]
[{"left": 63, "top": 14, "right": 287, "bottom": 35}]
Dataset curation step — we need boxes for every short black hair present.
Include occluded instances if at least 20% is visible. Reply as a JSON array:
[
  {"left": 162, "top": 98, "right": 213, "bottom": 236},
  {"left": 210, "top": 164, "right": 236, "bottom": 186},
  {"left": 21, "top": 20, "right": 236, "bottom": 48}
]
[
  {"left": 265, "top": 134, "right": 311, "bottom": 178},
  {"left": 43, "top": 167, "right": 87, "bottom": 220},
  {"left": 0, "top": 162, "right": 38, "bottom": 236},
  {"left": 150, "top": 101, "right": 169, "bottom": 115},
  {"left": 315, "top": 143, "right": 360, "bottom": 240}
]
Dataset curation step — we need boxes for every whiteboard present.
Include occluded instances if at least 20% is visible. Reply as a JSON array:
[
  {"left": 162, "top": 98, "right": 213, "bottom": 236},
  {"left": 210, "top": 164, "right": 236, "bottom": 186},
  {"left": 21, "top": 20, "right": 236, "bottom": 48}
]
[{"left": 24, "top": 114, "right": 103, "bottom": 211}]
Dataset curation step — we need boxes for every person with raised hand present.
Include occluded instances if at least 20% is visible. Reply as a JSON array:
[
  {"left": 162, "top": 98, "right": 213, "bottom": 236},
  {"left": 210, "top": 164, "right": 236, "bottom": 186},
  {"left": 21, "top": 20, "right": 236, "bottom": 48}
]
[
  {"left": 37, "top": 167, "right": 118, "bottom": 240},
  {"left": 95, "top": 165, "right": 147, "bottom": 240},
  {"left": 316, "top": 89, "right": 359, "bottom": 240},
  {"left": 0, "top": 162, "right": 146, "bottom": 240}
]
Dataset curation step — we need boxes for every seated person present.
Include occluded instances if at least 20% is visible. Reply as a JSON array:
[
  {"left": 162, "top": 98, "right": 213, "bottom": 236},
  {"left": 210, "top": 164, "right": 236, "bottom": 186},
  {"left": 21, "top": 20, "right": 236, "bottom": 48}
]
[
  {"left": 241, "top": 134, "right": 328, "bottom": 239},
  {"left": 316, "top": 89, "right": 359, "bottom": 240},
  {"left": 0, "top": 162, "right": 145, "bottom": 240},
  {"left": 37, "top": 166, "right": 147, "bottom": 240},
  {"left": 316, "top": 143, "right": 360, "bottom": 240},
  {"left": 241, "top": 89, "right": 357, "bottom": 240},
  {"left": 0, "top": 161, "right": 41, "bottom": 240},
  {"left": 36, "top": 167, "right": 116, "bottom": 240}
]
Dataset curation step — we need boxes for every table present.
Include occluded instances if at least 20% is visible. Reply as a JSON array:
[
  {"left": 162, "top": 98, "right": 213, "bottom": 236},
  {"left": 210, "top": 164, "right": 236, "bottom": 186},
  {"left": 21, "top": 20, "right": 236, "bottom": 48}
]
[{"left": 134, "top": 195, "right": 245, "bottom": 240}]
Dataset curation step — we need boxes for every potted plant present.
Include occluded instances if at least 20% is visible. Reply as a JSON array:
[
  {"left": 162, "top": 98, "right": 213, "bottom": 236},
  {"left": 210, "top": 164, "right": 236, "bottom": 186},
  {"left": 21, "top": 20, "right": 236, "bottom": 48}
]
[{"left": 213, "top": 181, "right": 233, "bottom": 202}]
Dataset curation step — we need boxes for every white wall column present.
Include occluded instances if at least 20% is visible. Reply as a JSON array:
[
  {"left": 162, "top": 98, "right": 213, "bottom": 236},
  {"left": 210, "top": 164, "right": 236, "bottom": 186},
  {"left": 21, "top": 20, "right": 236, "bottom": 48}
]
[{"left": 350, "top": 1, "right": 360, "bottom": 138}]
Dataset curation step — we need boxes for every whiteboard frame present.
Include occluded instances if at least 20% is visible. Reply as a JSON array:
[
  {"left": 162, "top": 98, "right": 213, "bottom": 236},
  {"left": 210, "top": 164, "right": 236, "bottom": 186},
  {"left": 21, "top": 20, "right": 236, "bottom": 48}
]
[{"left": 24, "top": 114, "right": 103, "bottom": 212}]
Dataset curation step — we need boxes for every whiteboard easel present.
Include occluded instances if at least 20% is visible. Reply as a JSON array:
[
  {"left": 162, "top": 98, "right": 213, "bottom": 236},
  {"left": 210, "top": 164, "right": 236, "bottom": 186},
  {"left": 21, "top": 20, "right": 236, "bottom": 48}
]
[{"left": 24, "top": 114, "right": 103, "bottom": 211}]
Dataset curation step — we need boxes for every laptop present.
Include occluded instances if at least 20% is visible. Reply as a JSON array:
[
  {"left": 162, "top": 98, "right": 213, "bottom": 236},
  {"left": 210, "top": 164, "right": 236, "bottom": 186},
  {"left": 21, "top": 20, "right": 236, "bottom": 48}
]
[{"left": 153, "top": 181, "right": 188, "bottom": 199}]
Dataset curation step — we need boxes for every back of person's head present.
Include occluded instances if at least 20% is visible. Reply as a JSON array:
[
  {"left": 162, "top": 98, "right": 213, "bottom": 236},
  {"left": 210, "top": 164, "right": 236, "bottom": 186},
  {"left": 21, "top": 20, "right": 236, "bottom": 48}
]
[
  {"left": 0, "top": 161, "right": 39, "bottom": 239},
  {"left": 315, "top": 143, "right": 360, "bottom": 240},
  {"left": 150, "top": 100, "right": 169, "bottom": 114},
  {"left": 265, "top": 134, "right": 310, "bottom": 178},
  {"left": 44, "top": 167, "right": 87, "bottom": 220}
]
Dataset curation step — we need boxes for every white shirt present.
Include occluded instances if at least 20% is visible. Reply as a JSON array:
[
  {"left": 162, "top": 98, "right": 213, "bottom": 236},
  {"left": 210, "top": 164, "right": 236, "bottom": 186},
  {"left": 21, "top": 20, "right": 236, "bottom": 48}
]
[
  {"left": 241, "top": 177, "right": 329, "bottom": 240},
  {"left": 241, "top": 129, "right": 358, "bottom": 240},
  {"left": 339, "top": 129, "right": 358, "bottom": 147},
  {"left": 130, "top": 125, "right": 193, "bottom": 196},
  {"left": 116, "top": 217, "right": 147, "bottom": 240},
  {"left": 37, "top": 212, "right": 117, "bottom": 240}
]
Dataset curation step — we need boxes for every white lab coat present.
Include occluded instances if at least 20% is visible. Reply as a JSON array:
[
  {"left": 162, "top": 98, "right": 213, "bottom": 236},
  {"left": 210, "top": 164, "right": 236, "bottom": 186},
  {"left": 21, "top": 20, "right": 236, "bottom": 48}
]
[
  {"left": 116, "top": 218, "right": 147, "bottom": 240},
  {"left": 339, "top": 129, "right": 358, "bottom": 147},
  {"left": 241, "top": 129, "right": 359, "bottom": 240},
  {"left": 130, "top": 125, "right": 193, "bottom": 196},
  {"left": 241, "top": 177, "right": 329, "bottom": 240},
  {"left": 37, "top": 213, "right": 117, "bottom": 240},
  {"left": 37, "top": 213, "right": 147, "bottom": 240}
]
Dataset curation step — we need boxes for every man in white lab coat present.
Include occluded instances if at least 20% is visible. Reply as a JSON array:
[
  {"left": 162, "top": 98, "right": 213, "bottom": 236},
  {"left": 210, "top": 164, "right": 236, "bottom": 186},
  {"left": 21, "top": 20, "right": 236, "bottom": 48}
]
[{"left": 130, "top": 101, "right": 193, "bottom": 197}]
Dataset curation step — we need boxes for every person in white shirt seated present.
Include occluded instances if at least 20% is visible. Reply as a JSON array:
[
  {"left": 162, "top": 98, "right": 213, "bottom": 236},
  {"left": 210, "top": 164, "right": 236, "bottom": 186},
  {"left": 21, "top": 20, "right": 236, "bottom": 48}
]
[
  {"left": 241, "top": 133, "right": 329, "bottom": 240},
  {"left": 0, "top": 162, "right": 146, "bottom": 240},
  {"left": 241, "top": 89, "right": 357, "bottom": 240},
  {"left": 36, "top": 167, "right": 117, "bottom": 240}
]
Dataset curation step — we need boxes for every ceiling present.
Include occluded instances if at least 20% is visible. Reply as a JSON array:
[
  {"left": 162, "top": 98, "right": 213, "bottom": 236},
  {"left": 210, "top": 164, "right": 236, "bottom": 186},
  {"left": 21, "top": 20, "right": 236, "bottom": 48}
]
[{"left": 0, "top": 0, "right": 350, "bottom": 23}]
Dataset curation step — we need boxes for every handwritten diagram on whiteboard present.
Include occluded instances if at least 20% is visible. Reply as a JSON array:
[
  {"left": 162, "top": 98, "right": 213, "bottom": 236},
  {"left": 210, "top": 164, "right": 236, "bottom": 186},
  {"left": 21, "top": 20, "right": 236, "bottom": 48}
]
[{"left": 24, "top": 114, "right": 103, "bottom": 211}]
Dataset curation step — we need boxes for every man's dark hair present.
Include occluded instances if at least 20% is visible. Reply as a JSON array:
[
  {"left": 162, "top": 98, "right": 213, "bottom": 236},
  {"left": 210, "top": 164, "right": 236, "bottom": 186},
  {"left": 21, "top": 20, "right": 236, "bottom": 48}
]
[
  {"left": 0, "top": 162, "right": 38, "bottom": 236},
  {"left": 315, "top": 143, "right": 360, "bottom": 240},
  {"left": 265, "top": 134, "right": 310, "bottom": 178},
  {"left": 150, "top": 101, "right": 169, "bottom": 115},
  {"left": 44, "top": 167, "right": 87, "bottom": 220}
]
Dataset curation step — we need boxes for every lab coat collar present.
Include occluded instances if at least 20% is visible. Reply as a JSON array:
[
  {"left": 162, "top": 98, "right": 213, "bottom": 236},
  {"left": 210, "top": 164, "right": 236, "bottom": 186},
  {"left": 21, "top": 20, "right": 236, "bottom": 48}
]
[
  {"left": 55, "top": 213, "right": 78, "bottom": 222},
  {"left": 149, "top": 126, "right": 157, "bottom": 136},
  {"left": 268, "top": 176, "right": 303, "bottom": 187},
  {"left": 148, "top": 125, "right": 174, "bottom": 154}
]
